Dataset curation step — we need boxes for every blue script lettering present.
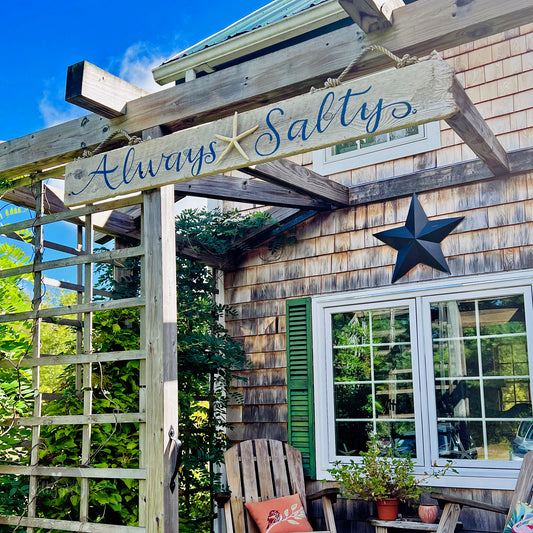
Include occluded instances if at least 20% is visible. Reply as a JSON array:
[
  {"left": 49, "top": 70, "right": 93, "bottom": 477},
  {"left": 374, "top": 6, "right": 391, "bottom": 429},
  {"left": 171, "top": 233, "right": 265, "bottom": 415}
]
[
  {"left": 91, "top": 154, "right": 119, "bottom": 190},
  {"left": 255, "top": 108, "right": 283, "bottom": 156},
  {"left": 251, "top": 85, "right": 412, "bottom": 158},
  {"left": 71, "top": 82, "right": 414, "bottom": 198}
]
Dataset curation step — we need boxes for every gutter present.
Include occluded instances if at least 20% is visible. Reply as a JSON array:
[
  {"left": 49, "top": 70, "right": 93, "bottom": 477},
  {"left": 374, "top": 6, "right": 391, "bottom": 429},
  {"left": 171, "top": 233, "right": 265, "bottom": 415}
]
[{"left": 152, "top": 1, "right": 347, "bottom": 85}]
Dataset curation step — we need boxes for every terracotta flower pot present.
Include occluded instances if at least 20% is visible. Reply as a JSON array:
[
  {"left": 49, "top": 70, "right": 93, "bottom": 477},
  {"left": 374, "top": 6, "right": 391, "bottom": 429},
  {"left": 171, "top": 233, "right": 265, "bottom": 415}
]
[
  {"left": 418, "top": 503, "right": 439, "bottom": 524},
  {"left": 376, "top": 498, "right": 400, "bottom": 520}
]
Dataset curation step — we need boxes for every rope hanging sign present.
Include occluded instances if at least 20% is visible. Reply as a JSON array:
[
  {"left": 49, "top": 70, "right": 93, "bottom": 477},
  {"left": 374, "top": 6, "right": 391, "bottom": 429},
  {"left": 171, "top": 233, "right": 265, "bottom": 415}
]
[{"left": 65, "top": 54, "right": 458, "bottom": 206}]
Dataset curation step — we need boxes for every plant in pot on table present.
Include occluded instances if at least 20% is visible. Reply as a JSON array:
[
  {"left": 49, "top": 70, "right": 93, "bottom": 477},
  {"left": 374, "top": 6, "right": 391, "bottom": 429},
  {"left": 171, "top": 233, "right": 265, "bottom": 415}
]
[{"left": 327, "top": 434, "right": 452, "bottom": 521}]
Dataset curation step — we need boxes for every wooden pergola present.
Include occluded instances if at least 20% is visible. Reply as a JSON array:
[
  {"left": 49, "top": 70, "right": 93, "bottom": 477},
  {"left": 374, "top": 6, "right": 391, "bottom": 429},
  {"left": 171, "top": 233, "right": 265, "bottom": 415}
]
[{"left": 1, "top": 1, "right": 532, "bottom": 532}]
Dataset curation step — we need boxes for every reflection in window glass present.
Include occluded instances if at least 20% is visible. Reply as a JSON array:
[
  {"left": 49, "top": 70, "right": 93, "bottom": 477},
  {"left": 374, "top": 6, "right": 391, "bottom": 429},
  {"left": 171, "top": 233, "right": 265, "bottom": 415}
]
[
  {"left": 431, "top": 294, "right": 531, "bottom": 461},
  {"left": 331, "top": 126, "right": 420, "bottom": 156},
  {"left": 332, "top": 306, "right": 414, "bottom": 456}
]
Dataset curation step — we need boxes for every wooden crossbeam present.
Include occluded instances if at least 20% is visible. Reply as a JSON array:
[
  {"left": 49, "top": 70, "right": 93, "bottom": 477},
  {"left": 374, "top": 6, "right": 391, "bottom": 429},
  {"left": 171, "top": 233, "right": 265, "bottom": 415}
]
[
  {"left": 4, "top": 413, "right": 145, "bottom": 427},
  {"left": 241, "top": 159, "right": 350, "bottom": 207},
  {"left": 338, "top": 0, "right": 404, "bottom": 32},
  {"left": 0, "top": 350, "right": 145, "bottom": 369},
  {"left": 0, "top": 516, "right": 142, "bottom": 533},
  {"left": 66, "top": 61, "right": 149, "bottom": 119},
  {"left": 174, "top": 173, "right": 332, "bottom": 209},
  {"left": 2, "top": 184, "right": 140, "bottom": 240},
  {"left": 349, "top": 147, "right": 532, "bottom": 206},
  {"left": 445, "top": 78, "right": 509, "bottom": 175},
  {"left": 1, "top": 0, "right": 531, "bottom": 181},
  {"left": 0, "top": 246, "right": 144, "bottom": 281},
  {"left": 65, "top": 60, "right": 459, "bottom": 206},
  {"left": 236, "top": 206, "right": 314, "bottom": 249}
]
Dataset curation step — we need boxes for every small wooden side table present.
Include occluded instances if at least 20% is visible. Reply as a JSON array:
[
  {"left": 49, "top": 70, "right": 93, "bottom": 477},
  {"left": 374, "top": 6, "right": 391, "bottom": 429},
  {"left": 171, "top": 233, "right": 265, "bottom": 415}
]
[{"left": 369, "top": 519, "right": 442, "bottom": 533}]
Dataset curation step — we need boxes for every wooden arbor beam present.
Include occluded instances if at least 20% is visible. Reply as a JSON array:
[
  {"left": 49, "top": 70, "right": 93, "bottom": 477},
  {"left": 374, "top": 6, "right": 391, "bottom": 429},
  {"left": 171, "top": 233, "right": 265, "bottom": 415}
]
[
  {"left": 241, "top": 159, "right": 350, "bottom": 207},
  {"left": 338, "top": 0, "right": 405, "bottom": 32},
  {"left": 1, "top": 0, "right": 532, "bottom": 181},
  {"left": 349, "top": 147, "right": 533, "bottom": 206},
  {"left": 63, "top": 59, "right": 508, "bottom": 205},
  {"left": 445, "top": 79, "right": 509, "bottom": 175},
  {"left": 2, "top": 184, "right": 140, "bottom": 241},
  {"left": 173, "top": 174, "right": 332, "bottom": 209},
  {"left": 65, "top": 61, "right": 149, "bottom": 119}
]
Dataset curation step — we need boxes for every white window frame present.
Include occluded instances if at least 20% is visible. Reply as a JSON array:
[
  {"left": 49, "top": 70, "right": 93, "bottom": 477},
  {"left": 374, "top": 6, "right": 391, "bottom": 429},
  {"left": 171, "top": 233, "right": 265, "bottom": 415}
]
[
  {"left": 312, "top": 269, "right": 533, "bottom": 489},
  {"left": 312, "top": 121, "right": 441, "bottom": 176}
]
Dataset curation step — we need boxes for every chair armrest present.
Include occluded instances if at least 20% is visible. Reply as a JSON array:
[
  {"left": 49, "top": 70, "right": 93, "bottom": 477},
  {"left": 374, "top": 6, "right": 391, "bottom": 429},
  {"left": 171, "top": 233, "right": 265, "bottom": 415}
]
[
  {"left": 432, "top": 492, "right": 508, "bottom": 514},
  {"left": 214, "top": 491, "right": 232, "bottom": 508},
  {"left": 306, "top": 487, "right": 340, "bottom": 504}
]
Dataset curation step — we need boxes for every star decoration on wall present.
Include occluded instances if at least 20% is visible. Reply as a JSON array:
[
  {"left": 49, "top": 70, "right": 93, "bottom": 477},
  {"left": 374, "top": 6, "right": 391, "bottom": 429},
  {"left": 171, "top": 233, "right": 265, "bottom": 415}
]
[
  {"left": 374, "top": 194, "right": 464, "bottom": 283},
  {"left": 214, "top": 111, "right": 259, "bottom": 165}
]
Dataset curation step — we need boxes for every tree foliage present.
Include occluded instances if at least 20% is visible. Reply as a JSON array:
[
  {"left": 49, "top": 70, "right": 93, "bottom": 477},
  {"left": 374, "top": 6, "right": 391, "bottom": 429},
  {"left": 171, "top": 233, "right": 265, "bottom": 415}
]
[{"left": 0, "top": 207, "right": 265, "bottom": 531}]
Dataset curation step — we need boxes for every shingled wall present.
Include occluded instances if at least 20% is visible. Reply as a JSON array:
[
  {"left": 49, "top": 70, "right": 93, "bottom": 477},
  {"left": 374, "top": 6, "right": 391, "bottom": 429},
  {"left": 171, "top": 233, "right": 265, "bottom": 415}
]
[{"left": 222, "top": 24, "right": 533, "bottom": 533}]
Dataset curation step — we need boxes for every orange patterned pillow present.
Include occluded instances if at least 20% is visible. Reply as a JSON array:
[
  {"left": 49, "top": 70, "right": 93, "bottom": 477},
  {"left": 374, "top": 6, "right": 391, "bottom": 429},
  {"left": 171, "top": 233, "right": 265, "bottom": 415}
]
[{"left": 245, "top": 494, "right": 313, "bottom": 533}]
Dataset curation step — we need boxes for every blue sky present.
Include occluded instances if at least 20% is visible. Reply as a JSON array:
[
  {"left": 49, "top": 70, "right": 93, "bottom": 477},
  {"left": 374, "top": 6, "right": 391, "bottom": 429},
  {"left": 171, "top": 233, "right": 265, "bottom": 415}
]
[
  {"left": 1, "top": 0, "right": 268, "bottom": 142},
  {"left": 0, "top": 0, "right": 268, "bottom": 285}
]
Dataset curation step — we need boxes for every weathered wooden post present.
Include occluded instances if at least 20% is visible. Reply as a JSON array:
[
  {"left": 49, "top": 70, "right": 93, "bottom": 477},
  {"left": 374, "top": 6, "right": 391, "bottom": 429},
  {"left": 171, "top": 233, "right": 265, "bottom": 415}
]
[{"left": 143, "top": 184, "right": 179, "bottom": 532}]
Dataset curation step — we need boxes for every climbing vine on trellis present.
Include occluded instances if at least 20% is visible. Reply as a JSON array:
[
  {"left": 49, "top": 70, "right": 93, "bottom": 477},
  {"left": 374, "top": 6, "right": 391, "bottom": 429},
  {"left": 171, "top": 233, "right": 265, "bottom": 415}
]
[{"left": 0, "top": 206, "right": 271, "bottom": 532}]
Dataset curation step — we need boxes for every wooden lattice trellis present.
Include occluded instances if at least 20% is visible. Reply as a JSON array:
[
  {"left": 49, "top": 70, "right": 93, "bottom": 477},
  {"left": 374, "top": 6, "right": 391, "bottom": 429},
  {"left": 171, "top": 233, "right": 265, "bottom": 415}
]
[{"left": 0, "top": 180, "right": 179, "bottom": 532}]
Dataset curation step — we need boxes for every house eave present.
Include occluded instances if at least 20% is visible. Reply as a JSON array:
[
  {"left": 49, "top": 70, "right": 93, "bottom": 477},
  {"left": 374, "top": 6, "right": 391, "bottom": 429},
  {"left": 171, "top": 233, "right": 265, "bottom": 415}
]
[{"left": 152, "top": 1, "right": 347, "bottom": 86}]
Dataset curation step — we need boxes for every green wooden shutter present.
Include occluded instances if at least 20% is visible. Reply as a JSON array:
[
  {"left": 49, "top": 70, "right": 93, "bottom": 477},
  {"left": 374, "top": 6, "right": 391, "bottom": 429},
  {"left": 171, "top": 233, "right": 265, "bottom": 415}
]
[{"left": 286, "top": 297, "right": 316, "bottom": 478}]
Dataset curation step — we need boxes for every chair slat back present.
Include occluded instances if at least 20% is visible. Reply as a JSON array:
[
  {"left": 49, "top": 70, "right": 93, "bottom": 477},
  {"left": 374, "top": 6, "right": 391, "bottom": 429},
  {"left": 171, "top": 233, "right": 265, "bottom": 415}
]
[
  {"left": 255, "top": 439, "right": 276, "bottom": 502},
  {"left": 506, "top": 450, "right": 533, "bottom": 525},
  {"left": 223, "top": 439, "right": 307, "bottom": 533}
]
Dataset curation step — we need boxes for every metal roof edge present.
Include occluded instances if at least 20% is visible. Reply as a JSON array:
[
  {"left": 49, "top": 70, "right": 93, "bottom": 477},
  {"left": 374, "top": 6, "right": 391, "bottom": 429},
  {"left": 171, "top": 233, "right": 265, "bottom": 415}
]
[{"left": 152, "top": 1, "right": 347, "bottom": 86}]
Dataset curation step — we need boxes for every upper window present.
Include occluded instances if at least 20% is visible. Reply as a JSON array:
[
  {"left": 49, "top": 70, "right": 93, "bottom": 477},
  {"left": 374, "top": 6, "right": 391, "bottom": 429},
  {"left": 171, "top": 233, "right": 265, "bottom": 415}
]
[
  {"left": 313, "top": 122, "right": 441, "bottom": 176},
  {"left": 313, "top": 273, "right": 533, "bottom": 488}
]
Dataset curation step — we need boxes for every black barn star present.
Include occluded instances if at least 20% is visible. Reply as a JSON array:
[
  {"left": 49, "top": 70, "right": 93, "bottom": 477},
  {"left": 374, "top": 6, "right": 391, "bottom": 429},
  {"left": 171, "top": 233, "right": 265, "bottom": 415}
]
[{"left": 374, "top": 194, "right": 464, "bottom": 283}]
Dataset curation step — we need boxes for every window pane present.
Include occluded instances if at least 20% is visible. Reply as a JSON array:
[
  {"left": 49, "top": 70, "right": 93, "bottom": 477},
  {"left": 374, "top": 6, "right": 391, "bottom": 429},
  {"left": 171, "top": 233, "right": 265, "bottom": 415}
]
[
  {"left": 391, "top": 422, "right": 417, "bottom": 456},
  {"left": 376, "top": 381, "right": 414, "bottom": 417},
  {"left": 431, "top": 293, "right": 531, "bottom": 461},
  {"left": 372, "top": 307, "right": 411, "bottom": 344},
  {"left": 334, "top": 346, "right": 371, "bottom": 381},
  {"left": 437, "top": 422, "right": 479, "bottom": 460},
  {"left": 335, "top": 383, "right": 372, "bottom": 419},
  {"left": 332, "top": 306, "right": 414, "bottom": 457},
  {"left": 336, "top": 422, "right": 372, "bottom": 455},
  {"left": 511, "top": 419, "right": 533, "bottom": 460},
  {"left": 374, "top": 346, "right": 412, "bottom": 381},
  {"left": 331, "top": 140, "right": 359, "bottom": 156},
  {"left": 478, "top": 295, "right": 527, "bottom": 336},
  {"left": 360, "top": 133, "right": 388, "bottom": 148},
  {"left": 431, "top": 300, "right": 477, "bottom": 339},
  {"left": 486, "top": 421, "right": 525, "bottom": 460},
  {"left": 389, "top": 125, "right": 419, "bottom": 140},
  {"left": 436, "top": 379, "right": 482, "bottom": 419}
]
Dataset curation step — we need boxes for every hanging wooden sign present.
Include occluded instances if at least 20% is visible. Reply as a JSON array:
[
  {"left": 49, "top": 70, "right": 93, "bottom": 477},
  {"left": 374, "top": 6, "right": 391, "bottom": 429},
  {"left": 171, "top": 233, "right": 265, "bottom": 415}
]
[{"left": 64, "top": 59, "right": 457, "bottom": 206}]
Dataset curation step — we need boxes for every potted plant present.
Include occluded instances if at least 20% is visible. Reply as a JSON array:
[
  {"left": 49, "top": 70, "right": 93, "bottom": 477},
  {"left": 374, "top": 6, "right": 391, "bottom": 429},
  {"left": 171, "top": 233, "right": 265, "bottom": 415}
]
[{"left": 327, "top": 434, "right": 452, "bottom": 520}]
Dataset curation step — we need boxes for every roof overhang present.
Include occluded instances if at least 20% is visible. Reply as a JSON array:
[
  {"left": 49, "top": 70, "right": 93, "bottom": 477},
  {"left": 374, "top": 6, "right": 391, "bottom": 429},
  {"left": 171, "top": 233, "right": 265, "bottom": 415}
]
[{"left": 152, "top": 1, "right": 347, "bottom": 85}]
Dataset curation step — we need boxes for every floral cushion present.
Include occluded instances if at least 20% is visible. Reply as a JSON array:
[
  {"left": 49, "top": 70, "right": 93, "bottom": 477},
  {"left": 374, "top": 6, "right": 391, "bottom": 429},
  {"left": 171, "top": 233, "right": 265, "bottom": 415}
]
[
  {"left": 245, "top": 494, "right": 313, "bottom": 533},
  {"left": 504, "top": 502, "right": 533, "bottom": 533}
]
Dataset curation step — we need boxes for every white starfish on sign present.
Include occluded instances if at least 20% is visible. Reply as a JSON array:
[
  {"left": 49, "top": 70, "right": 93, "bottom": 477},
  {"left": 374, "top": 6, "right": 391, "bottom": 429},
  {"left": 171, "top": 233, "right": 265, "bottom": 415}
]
[{"left": 214, "top": 111, "right": 259, "bottom": 165}]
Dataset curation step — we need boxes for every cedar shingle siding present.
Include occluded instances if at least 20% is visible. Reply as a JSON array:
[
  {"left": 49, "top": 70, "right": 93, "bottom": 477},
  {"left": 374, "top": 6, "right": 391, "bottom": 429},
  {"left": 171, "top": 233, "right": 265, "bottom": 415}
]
[{"left": 224, "top": 24, "right": 533, "bottom": 532}]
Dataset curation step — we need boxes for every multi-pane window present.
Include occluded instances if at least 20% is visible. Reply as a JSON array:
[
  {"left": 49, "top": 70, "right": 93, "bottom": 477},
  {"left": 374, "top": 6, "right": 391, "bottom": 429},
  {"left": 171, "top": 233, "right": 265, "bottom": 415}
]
[
  {"left": 331, "top": 126, "right": 420, "bottom": 157},
  {"left": 332, "top": 306, "right": 415, "bottom": 456},
  {"left": 432, "top": 294, "right": 530, "bottom": 462},
  {"left": 314, "top": 278, "right": 533, "bottom": 484},
  {"left": 313, "top": 122, "right": 441, "bottom": 176}
]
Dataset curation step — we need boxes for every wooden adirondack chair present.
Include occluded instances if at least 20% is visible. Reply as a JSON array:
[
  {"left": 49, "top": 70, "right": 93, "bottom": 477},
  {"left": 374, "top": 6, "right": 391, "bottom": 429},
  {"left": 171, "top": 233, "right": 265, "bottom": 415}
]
[
  {"left": 433, "top": 450, "right": 533, "bottom": 533},
  {"left": 216, "top": 439, "right": 339, "bottom": 533}
]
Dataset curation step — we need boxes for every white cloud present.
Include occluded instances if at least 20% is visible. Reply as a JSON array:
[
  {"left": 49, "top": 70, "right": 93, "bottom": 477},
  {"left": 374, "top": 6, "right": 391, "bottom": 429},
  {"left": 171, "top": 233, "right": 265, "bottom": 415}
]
[
  {"left": 39, "top": 41, "right": 174, "bottom": 129},
  {"left": 118, "top": 42, "right": 172, "bottom": 93},
  {"left": 39, "top": 90, "right": 85, "bottom": 128}
]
